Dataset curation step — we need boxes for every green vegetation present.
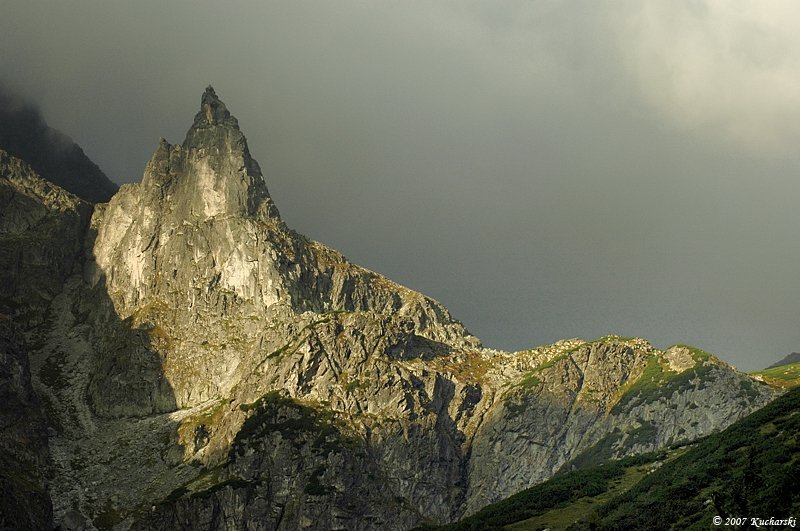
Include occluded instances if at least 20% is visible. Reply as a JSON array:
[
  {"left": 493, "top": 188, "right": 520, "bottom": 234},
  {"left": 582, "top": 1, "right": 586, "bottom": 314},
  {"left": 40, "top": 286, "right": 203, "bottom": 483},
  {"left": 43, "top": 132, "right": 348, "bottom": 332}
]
[
  {"left": 415, "top": 385, "right": 800, "bottom": 531},
  {"left": 177, "top": 398, "right": 226, "bottom": 446},
  {"left": 232, "top": 391, "right": 358, "bottom": 458},
  {"left": 611, "top": 345, "right": 713, "bottom": 414},
  {"left": 532, "top": 354, "right": 569, "bottom": 373},
  {"left": 338, "top": 371, "right": 371, "bottom": 393},
  {"left": 592, "top": 335, "right": 638, "bottom": 344},
  {"left": 505, "top": 464, "right": 651, "bottom": 531},
  {"left": 750, "top": 362, "right": 800, "bottom": 390},
  {"left": 410, "top": 453, "right": 665, "bottom": 531},
  {"left": 504, "top": 371, "right": 544, "bottom": 418},
  {"left": 506, "top": 371, "right": 542, "bottom": 394},
  {"left": 344, "top": 378, "right": 370, "bottom": 393}
]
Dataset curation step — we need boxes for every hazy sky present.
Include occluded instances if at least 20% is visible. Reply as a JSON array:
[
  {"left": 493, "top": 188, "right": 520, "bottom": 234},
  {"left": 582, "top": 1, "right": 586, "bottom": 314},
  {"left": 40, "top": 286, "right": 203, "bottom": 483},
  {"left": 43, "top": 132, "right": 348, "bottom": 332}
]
[{"left": 2, "top": 1, "right": 799, "bottom": 371}]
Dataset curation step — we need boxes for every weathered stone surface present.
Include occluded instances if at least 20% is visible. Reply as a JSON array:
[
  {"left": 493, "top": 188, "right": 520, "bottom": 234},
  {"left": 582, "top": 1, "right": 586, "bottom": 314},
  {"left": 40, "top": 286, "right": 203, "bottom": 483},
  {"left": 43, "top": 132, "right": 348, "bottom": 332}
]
[
  {"left": 1, "top": 88, "right": 780, "bottom": 530},
  {"left": 0, "top": 315, "right": 54, "bottom": 531},
  {"left": 82, "top": 86, "right": 479, "bottom": 418},
  {"left": 0, "top": 150, "right": 93, "bottom": 327},
  {"left": 462, "top": 338, "right": 775, "bottom": 514}
]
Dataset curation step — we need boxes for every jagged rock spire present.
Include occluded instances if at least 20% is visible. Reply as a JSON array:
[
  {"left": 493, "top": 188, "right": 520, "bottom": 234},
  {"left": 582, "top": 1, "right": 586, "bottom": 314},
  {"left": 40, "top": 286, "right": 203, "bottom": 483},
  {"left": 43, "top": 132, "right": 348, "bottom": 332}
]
[
  {"left": 142, "top": 86, "right": 280, "bottom": 221},
  {"left": 188, "top": 85, "right": 239, "bottom": 132}
]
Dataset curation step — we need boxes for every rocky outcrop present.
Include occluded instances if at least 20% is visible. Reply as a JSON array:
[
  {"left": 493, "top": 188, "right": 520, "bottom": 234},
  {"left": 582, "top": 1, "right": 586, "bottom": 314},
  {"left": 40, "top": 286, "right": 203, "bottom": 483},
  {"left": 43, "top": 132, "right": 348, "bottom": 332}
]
[
  {"left": 3, "top": 88, "right": 779, "bottom": 530},
  {"left": 0, "top": 150, "right": 93, "bottom": 327},
  {"left": 463, "top": 340, "right": 775, "bottom": 513},
  {"left": 82, "top": 86, "right": 479, "bottom": 417},
  {"left": 0, "top": 315, "right": 54, "bottom": 531}
]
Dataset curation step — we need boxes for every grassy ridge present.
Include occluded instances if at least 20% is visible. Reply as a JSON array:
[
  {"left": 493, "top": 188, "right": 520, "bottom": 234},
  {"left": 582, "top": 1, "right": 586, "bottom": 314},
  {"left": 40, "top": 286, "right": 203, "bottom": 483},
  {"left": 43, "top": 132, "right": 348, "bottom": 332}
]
[
  {"left": 610, "top": 345, "right": 713, "bottom": 414},
  {"left": 750, "top": 362, "right": 800, "bottom": 390}
]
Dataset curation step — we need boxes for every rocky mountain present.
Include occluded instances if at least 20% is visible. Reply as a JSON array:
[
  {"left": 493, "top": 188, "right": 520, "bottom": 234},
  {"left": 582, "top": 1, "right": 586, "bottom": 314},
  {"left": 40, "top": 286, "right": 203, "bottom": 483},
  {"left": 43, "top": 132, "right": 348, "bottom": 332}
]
[
  {"left": 0, "top": 89, "right": 118, "bottom": 204},
  {"left": 415, "top": 384, "right": 800, "bottom": 531},
  {"left": 0, "top": 87, "right": 780, "bottom": 530},
  {"left": 765, "top": 352, "right": 800, "bottom": 370}
]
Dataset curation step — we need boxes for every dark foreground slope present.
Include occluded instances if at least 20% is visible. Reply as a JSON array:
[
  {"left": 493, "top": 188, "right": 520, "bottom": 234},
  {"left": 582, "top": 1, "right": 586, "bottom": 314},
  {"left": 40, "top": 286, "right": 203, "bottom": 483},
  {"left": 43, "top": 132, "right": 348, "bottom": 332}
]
[
  {"left": 0, "top": 316, "right": 54, "bottom": 531},
  {"left": 416, "top": 384, "right": 800, "bottom": 531}
]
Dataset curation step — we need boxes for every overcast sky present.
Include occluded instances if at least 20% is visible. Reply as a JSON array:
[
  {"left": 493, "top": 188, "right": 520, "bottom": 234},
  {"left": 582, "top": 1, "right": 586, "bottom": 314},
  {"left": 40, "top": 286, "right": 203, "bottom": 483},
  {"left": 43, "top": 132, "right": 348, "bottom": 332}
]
[{"left": 2, "top": 1, "right": 799, "bottom": 371}]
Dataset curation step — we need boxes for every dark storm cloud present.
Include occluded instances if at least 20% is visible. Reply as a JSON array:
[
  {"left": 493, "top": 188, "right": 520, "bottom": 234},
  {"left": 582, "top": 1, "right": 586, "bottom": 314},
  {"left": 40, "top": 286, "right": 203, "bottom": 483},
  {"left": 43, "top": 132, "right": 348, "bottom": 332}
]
[{"left": 2, "top": 1, "right": 798, "bottom": 370}]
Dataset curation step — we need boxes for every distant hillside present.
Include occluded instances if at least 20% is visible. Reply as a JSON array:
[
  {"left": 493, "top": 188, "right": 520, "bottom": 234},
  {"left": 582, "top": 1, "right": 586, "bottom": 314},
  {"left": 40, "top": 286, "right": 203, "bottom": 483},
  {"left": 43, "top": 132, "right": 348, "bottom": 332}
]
[
  {"left": 750, "top": 362, "right": 800, "bottom": 391},
  {"left": 0, "top": 88, "right": 118, "bottom": 203},
  {"left": 415, "top": 384, "right": 800, "bottom": 530},
  {"left": 766, "top": 352, "right": 800, "bottom": 370}
]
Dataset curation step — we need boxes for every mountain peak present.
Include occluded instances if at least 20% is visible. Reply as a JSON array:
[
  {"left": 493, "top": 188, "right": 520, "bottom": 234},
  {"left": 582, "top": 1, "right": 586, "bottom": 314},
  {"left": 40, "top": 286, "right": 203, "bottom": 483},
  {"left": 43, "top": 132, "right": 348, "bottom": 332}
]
[
  {"left": 190, "top": 85, "right": 238, "bottom": 130},
  {"left": 141, "top": 87, "right": 280, "bottom": 220}
]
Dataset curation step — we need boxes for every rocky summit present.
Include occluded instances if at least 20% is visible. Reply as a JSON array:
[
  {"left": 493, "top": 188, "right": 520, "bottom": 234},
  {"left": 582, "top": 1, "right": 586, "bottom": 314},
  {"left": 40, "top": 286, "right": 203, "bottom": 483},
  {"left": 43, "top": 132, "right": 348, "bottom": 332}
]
[{"left": 0, "top": 87, "right": 780, "bottom": 530}]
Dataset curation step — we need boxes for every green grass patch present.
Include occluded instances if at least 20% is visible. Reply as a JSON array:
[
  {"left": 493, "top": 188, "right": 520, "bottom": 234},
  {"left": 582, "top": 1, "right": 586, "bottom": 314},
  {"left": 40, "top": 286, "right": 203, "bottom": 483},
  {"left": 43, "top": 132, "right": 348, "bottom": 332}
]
[
  {"left": 505, "top": 464, "right": 650, "bottom": 531},
  {"left": 417, "top": 380, "right": 800, "bottom": 531},
  {"left": 481, "top": 385, "right": 800, "bottom": 531},
  {"left": 532, "top": 354, "right": 569, "bottom": 373},
  {"left": 565, "top": 429, "right": 626, "bottom": 472},
  {"left": 232, "top": 391, "right": 358, "bottom": 459},
  {"left": 611, "top": 345, "right": 715, "bottom": 414},
  {"left": 410, "top": 452, "right": 666, "bottom": 531},
  {"left": 503, "top": 371, "right": 544, "bottom": 418},
  {"left": 750, "top": 362, "right": 800, "bottom": 389},
  {"left": 593, "top": 335, "right": 638, "bottom": 343},
  {"left": 344, "top": 378, "right": 370, "bottom": 393}
]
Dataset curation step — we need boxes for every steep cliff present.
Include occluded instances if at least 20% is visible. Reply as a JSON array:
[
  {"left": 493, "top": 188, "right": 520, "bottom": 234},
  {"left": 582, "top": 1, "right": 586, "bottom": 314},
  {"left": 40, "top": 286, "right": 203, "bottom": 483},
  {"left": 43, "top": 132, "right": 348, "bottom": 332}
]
[
  {"left": 463, "top": 340, "right": 773, "bottom": 513},
  {"left": 6, "top": 88, "right": 778, "bottom": 530},
  {"left": 0, "top": 316, "right": 54, "bottom": 531},
  {"left": 0, "top": 149, "right": 93, "bottom": 326}
]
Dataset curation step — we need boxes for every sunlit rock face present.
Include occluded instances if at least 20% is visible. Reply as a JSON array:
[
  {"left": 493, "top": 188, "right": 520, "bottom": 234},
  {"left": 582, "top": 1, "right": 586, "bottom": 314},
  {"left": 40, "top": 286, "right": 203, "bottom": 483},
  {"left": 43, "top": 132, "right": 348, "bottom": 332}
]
[
  {"left": 85, "top": 87, "right": 479, "bottom": 414},
  {"left": 4, "top": 88, "right": 778, "bottom": 531}
]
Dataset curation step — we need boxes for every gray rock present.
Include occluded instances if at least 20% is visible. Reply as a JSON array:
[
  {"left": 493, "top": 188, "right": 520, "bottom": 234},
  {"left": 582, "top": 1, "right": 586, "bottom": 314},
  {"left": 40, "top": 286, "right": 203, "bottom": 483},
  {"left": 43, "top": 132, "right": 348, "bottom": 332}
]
[
  {"left": 0, "top": 150, "right": 93, "bottom": 327},
  {"left": 0, "top": 315, "right": 54, "bottom": 531}
]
